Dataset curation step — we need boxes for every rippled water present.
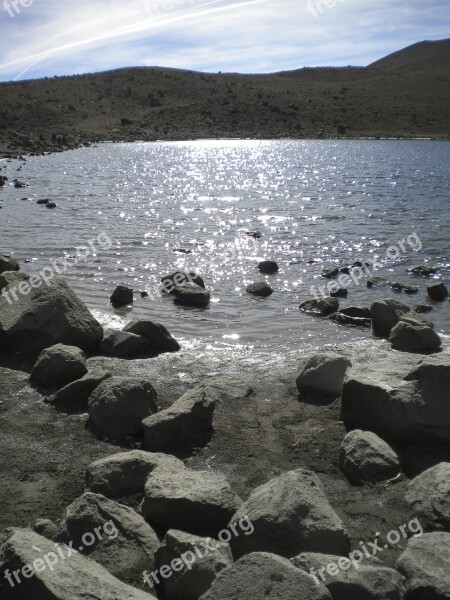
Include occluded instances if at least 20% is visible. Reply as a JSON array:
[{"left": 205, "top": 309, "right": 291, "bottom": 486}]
[{"left": 1, "top": 140, "right": 449, "bottom": 352}]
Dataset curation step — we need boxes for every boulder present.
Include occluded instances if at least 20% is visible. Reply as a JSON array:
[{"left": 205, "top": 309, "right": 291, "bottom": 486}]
[
  {"left": 296, "top": 352, "right": 352, "bottom": 396},
  {"left": 110, "top": 285, "right": 133, "bottom": 307},
  {"left": 329, "top": 313, "right": 371, "bottom": 328},
  {"left": 299, "top": 298, "right": 339, "bottom": 316},
  {"left": 141, "top": 465, "right": 242, "bottom": 537},
  {"left": 389, "top": 321, "right": 442, "bottom": 353},
  {"left": 85, "top": 450, "right": 184, "bottom": 499},
  {"left": 396, "top": 532, "right": 450, "bottom": 599},
  {"left": 291, "top": 552, "right": 406, "bottom": 600},
  {"left": 322, "top": 268, "right": 339, "bottom": 279},
  {"left": 199, "top": 552, "right": 332, "bottom": 600},
  {"left": 33, "top": 519, "right": 58, "bottom": 541},
  {"left": 229, "top": 469, "right": 350, "bottom": 559},
  {"left": 100, "top": 330, "right": 149, "bottom": 357},
  {"left": 246, "top": 282, "right": 273, "bottom": 297},
  {"left": 405, "top": 463, "right": 450, "bottom": 530},
  {"left": 427, "top": 282, "right": 449, "bottom": 302},
  {"left": 161, "top": 271, "right": 205, "bottom": 292},
  {"left": 0, "top": 277, "right": 103, "bottom": 355},
  {"left": 0, "top": 271, "right": 28, "bottom": 292},
  {"left": 56, "top": 492, "right": 159, "bottom": 583},
  {"left": 370, "top": 298, "right": 410, "bottom": 338},
  {"left": 88, "top": 377, "right": 158, "bottom": 439},
  {"left": 154, "top": 529, "right": 233, "bottom": 600},
  {"left": 367, "top": 276, "right": 389, "bottom": 288},
  {"left": 409, "top": 265, "right": 437, "bottom": 276},
  {"left": 339, "top": 430, "right": 400, "bottom": 484},
  {"left": 46, "top": 368, "right": 111, "bottom": 408},
  {"left": 172, "top": 282, "right": 210, "bottom": 307},
  {"left": 258, "top": 260, "right": 279, "bottom": 275},
  {"left": 143, "top": 386, "right": 215, "bottom": 454},
  {"left": 0, "top": 527, "right": 155, "bottom": 599},
  {"left": 30, "top": 343, "right": 87, "bottom": 389},
  {"left": 123, "top": 320, "right": 180, "bottom": 352},
  {"left": 391, "top": 281, "right": 418, "bottom": 294},
  {"left": 339, "top": 307, "right": 371, "bottom": 318},
  {"left": 341, "top": 354, "right": 450, "bottom": 442}
]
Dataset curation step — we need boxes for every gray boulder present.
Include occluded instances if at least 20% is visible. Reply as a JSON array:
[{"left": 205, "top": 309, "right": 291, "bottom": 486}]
[
  {"left": 141, "top": 465, "right": 242, "bottom": 537},
  {"left": 30, "top": 343, "right": 87, "bottom": 389},
  {"left": 427, "top": 282, "right": 448, "bottom": 301},
  {"left": 370, "top": 299, "right": 410, "bottom": 338},
  {"left": 0, "top": 253, "right": 19, "bottom": 273},
  {"left": 100, "top": 330, "right": 149, "bottom": 357},
  {"left": 229, "top": 468, "right": 350, "bottom": 559},
  {"left": 389, "top": 321, "right": 442, "bottom": 353},
  {"left": 339, "top": 430, "right": 400, "bottom": 484},
  {"left": 246, "top": 282, "right": 273, "bottom": 297},
  {"left": 405, "top": 463, "right": 450, "bottom": 530},
  {"left": 56, "top": 492, "right": 159, "bottom": 583},
  {"left": 0, "top": 270, "right": 28, "bottom": 292},
  {"left": 199, "top": 552, "right": 332, "bottom": 600},
  {"left": 123, "top": 320, "right": 180, "bottom": 352},
  {"left": 155, "top": 529, "right": 233, "bottom": 600},
  {"left": 46, "top": 368, "right": 111, "bottom": 409},
  {"left": 0, "top": 527, "right": 155, "bottom": 599},
  {"left": 85, "top": 450, "right": 184, "bottom": 498},
  {"left": 300, "top": 298, "right": 339, "bottom": 316},
  {"left": 0, "top": 277, "right": 103, "bottom": 354},
  {"left": 396, "top": 532, "right": 450, "bottom": 599},
  {"left": 172, "top": 282, "right": 210, "bottom": 307},
  {"left": 292, "top": 552, "right": 406, "bottom": 600},
  {"left": 296, "top": 352, "right": 352, "bottom": 396},
  {"left": 143, "top": 386, "right": 215, "bottom": 453},
  {"left": 88, "top": 377, "right": 158, "bottom": 439}
]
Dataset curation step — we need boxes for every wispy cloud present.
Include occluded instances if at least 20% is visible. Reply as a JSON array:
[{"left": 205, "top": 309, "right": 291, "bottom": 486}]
[{"left": 0, "top": 0, "right": 448, "bottom": 81}]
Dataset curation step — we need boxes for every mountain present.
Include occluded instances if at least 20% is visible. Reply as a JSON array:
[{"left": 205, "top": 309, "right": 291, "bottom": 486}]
[{"left": 0, "top": 39, "right": 449, "bottom": 157}]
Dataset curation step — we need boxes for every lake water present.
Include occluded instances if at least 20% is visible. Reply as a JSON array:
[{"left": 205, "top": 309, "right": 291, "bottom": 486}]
[{"left": 1, "top": 139, "right": 449, "bottom": 353}]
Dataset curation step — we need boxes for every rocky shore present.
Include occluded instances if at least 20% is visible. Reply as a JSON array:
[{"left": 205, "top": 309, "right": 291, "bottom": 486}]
[{"left": 0, "top": 254, "right": 449, "bottom": 599}]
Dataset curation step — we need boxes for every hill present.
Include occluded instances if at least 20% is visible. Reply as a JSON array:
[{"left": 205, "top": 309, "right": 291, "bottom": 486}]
[{"left": 0, "top": 39, "right": 449, "bottom": 157}]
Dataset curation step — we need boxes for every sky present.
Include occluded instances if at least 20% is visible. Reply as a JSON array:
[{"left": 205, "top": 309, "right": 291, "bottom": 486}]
[{"left": 0, "top": 0, "right": 448, "bottom": 82}]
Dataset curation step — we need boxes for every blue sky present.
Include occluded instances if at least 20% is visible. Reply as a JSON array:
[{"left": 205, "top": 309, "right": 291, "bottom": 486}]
[{"left": 0, "top": 0, "right": 448, "bottom": 82}]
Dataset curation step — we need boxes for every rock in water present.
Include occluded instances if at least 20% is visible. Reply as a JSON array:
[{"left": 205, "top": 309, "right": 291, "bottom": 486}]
[
  {"left": 339, "top": 430, "right": 400, "bottom": 484},
  {"left": 391, "top": 281, "right": 418, "bottom": 294},
  {"left": 161, "top": 271, "right": 205, "bottom": 292},
  {"left": 30, "top": 343, "right": 87, "bottom": 389},
  {"left": 427, "top": 282, "right": 449, "bottom": 301},
  {"left": 396, "top": 533, "right": 450, "bottom": 599},
  {"left": 409, "top": 265, "right": 437, "bottom": 276},
  {"left": 0, "top": 527, "right": 156, "bottom": 599},
  {"left": 367, "top": 276, "right": 389, "bottom": 288},
  {"left": 110, "top": 285, "right": 133, "bottom": 307},
  {"left": 172, "top": 282, "right": 210, "bottom": 307},
  {"left": 322, "top": 267, "right": 339, "bottom": 278},
  {"left": 258, "top": 260, "right": 279, "bottom": 274},
  {"left": 246, "top": 282, "right": 273, "bottom": 297},
  {"left": 0, "top": 253, "right": 19, "bottom": 273},
  {"left": 339, "top": 306, "right": 371, "bottom": 318},
  {"left": 389, "top": 320, "right": 442, "bottom": 352},
  {"left": 299, "top": 298, "right": 339, "bottom": 316},
  {"left": 88, "top": 377, "right": 158, "bottom": 439},
  {"left": 0, "top": 277, "right": 103, "bottom": 354},
  {"left": 296, "top": 352, "right": 351, "bottom": 396},
  {"left": 123, "top": 319, "right": 180, "bottom": 352},
  {"left": 229, "top": 468, "right": 350, "bottom": 559},
  {"left": 405, "top": 463, "right": 450, "bottom": 530},
  {"left": 199, "top": 552, "right": 332, "bottom": 600},
  {"left": 370, "top": 298, "right": 410, "bottom": 338}
]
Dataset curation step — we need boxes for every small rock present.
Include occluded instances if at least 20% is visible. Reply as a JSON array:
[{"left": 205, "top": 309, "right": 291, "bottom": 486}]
[
  {"left": 409, "top": 265, "right": 437, "bottom": 276},
  {"left": 330, "top": 288, "right": 347, "bottom": 298},
  {"left": 329, "top": 313, "right": 371, "bottom": 327},
  {"left": 353, "top": 260, "right": 372, "bottom": 268},
  {"left": 339, "top": 306, "right": 371, "bottom": 318},
  {"left": 110, "top": 285, "right": 133, "bottom": 307},
  {"left": 30, "top": 343, "right": 87, "bottom": 390},
  {"left": 322, "top": 267, "right": 339, "bottom": 278},
  {"left": 45, "top": 201, "right": 57, "bottom": 209},
  {"left": 172, "top": 282, "right": 210, "bottom": 307},
  {"left": 427, "top": 282, "right": 449, "bottom": 302},
  {"left": 246, "top": 282, "right": 273, "bottom": 297},
  {"left": 100, "top": 331, "right": 149, "bottom": 358},
  {"left": 246, "top": 231, "right": 262, "bottom": 239},
  {"left": 13, "top": 180, "right": 27, "bottom": 188},
  {"left": 391, "top": 281, "right": 418, "bottom": 294},
  {"left": 257, "top": 260, "right": 279, "bottom": 275},
  {"left": 414, "top": 304, "right": 433, "bottom": 313},
  {"left": 36, "top": 198, "right": 50, "bottom": 205},
  {"left": 299, "top": 298, "right": 339, "bottom": 316},
  {"left": 161, "top": 271, "right": 205, "bottom": 292},
  {"left": 367, "top": 276, "right": 389, "bottom": 288},
  {"left": 296, "top": 352, "right": 351, "bottom": 396},
  {"left": 339, "top": 430, "right": 400, "bottom": 484}
]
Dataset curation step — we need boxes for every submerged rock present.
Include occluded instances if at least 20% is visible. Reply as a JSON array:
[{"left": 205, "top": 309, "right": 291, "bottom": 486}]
[
  {"left": 172, "top": 282, "right": 210, "bottom": 307},
  {"left": 391, "top": 281, "right": 419, "bottom": 294},
  {"left": 110, "top": 285, "right": 133, "bottom": 307},
  {"left": 161, "top": 271, "right": 205, "bottom": 292},
  {"left": 322, "top": 267, "right": 339, "bottom": 278},
  {"left": 367, "top": 276, "right": 389, "bottom": 288},
  {"left": 246, "top": 281, "right": 273, "bottom": 297},
  {"left": 339, "top": 306, "right": 371, "bottom": 318},
  {"left": 329, "top": 313, "right": 371, "bottom": 327},
  {"left": 409, "top": 265, "right": 437, "bottom": 276},
  {"left": 299, "top": 298, "right": 339, "bottom": 316}
]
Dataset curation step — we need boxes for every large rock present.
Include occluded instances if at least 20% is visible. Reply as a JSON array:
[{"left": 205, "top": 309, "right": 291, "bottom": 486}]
[
  {"left": 199, "top": 552, "right": 332, "bottom": 600},
  {"left": 0, "top": 278, "right": 103, "bottom": 354},
  {"left": 396, "top": 532, "right": 450, "bottom": 599},
  {"left": 161, "top": 271, "right": 205, "bottom": 292},
  {"left": 172, "top": 282, "right": 210, "bottom": 307},
  {"left": 0, "top": 253, "right": 19, "bottom": 274},
  {"left": 0, "top": 527, "right": 155, "bottom": 599},
  {"left": 246, "top": 282, "right": 273, "bottom": 297},
  {"left": 30, "top": 343, "right": 87, "bottom": 389},
  {"left": 339, "top": 430, "right": 400, "bottom": 484},
  {"left": 46, "top": 368, "right": 111, "bottom": 409},
  {"left": 370, "top": 298, "right": 410, "bottom": 338},
  {"left": 100, "top": 330, "right": 149, "bottom": 357},
  {"left": 154, "top": 529, "right": 233, "bottom": 600},
  {"left": 229, "top": 468, "right": 350, "bottom": 559},
  {"left": 123, "top": 320, "right": 180, "bottom": 352},
  {"left": 299, "top": 298, "right": 339, "bottom": 316},
  {"left": 341, "top": 354, "right": 450, "bottom": 442},
  {"left": 292, "top": 552, "right": 406, "bottom": 600},
  {"left": 143, "top": 386, "right": 215, "bottom": 454},
  {"left": 405, "top": 463, "right": 450, "bottom": 531},
  {"left": 88, "top": 377, "right": 158, "bottom": 439},
  {"left": 141, "top": 465, "right": 242, "bottom": 537},
  {"left": 0, "top": 271, "right": 28, "bottom": 292},
  {"left": 427, "top": 282, "right": 448, "bottom": 301},
  {"left": 85, "top": 450, "right": 184, "bottom": 498},
  {"left": 389, "top": 320, "right": 442, "bottom": 352},
  {"left": 56, "top": 492, "right": 159, "bottom": 583},
  {"left": 296, "top": 352, "right": 351, "bottom": 396}
]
